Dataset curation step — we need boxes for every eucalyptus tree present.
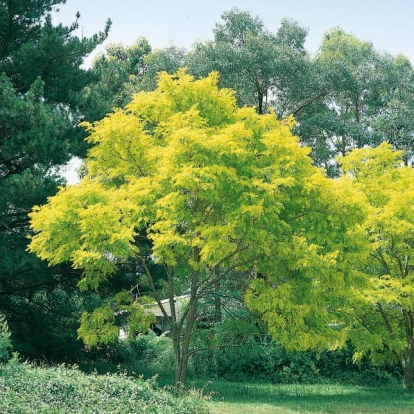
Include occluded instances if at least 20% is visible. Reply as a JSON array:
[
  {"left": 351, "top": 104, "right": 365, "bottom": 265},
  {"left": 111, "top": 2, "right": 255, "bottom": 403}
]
[
  {"left": 187, "top": 9, "right": 320, "bottom": 117},
  {"left": 140, "top": 45, "right": 187, "bottom": 91},
  {"left": 298, "top": 29, "right": 414, "bottom": 174}
]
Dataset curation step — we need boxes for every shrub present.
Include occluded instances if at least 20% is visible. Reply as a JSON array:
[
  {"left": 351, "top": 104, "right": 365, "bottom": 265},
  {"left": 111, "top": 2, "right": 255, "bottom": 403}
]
[
  {"left": 0, "top": 315, "right": 12, "bottom": 363},
  {"left": 119, "top": 331, "right": 173, "bottom": 366},
  {"left": 316, "top": 344, "right": 400, "bottom": 386},
  {"left": 81, "top": 331, "right": 176, "bottom": 382},
  {"left": 211, "top": 336, "right": 320, "bottom": 383},
  {"left": 81, "top": 324, "right": 401, "bottom": 387},
  {"left": 0, "top": 362, "right": 208, "bottom": 413},
  {"left": 194, "top": 334, "right": 400, "bottom": 385}
]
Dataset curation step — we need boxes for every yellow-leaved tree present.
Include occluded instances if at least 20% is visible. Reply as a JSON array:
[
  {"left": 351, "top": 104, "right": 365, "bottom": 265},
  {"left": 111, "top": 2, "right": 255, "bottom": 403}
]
[
  {"left": 29, "top": 70, "right": 367, "bottom": 387},
  {"left": 339, "top": 143, "right": 414, "bottom": 389}
]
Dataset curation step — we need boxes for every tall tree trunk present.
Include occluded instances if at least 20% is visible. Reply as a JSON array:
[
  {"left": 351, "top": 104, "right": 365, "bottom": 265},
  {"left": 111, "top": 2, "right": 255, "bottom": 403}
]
[
  {"left": 257, "top": 92, "right": 263, "bottom": 114},
  {"left": 401, "top": 310, "right": 414, "bottom": 389},
  {"left": 174, "top": 339, "right": 190, "bottom": 387},
  {"left": 402, "top": 344, "right": 414, "bottom": 389},
  {"left": 214, "top": 266, "right": 222, "bottom": 323},
  {"left": 172, "top": 312, "right": 197, "bottom": 388},
  {"left": 143, "top": 254, "right": 200, "bottom": 390},
  {"left": 171, "top": 325, "right": 190, "bottom": 389},
  {"left": 171, "top": 269, "right": 199, "bottom": 390}
]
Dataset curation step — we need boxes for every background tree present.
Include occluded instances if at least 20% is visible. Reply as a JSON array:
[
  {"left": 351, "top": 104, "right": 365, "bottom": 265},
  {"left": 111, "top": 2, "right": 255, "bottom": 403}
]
[
  {"left": 0, "top": 0, "right": 110, "bottom": 360},
  {"left": 187, "top": 11, "right": 414, "bottom": 177},
  {"left": 369, "top": 55, "right": 414, "bottom": 164},
  {"left": 187, "top": 9, "right": 328, "bottom": 119},
  {"left": 82, "top": 37, "right": 151, "bottom": 122},
  {"left": 338, "top": 143, "right": 414, "bottom": 389},
  {"left": 298, "top": 29, "right": 414, "bottom": 174},
  {"left": 81, "top": 40, "right": 187, "bottom": 121},
  {"left": 140, "top": 45, "right": 186, "bottom": 91}
]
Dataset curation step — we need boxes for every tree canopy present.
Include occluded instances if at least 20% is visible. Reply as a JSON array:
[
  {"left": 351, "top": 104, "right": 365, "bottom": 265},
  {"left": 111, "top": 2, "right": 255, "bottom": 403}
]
[
  {"left": 276, "top": 28, "right": 413, "bottom": 175},
  {"left": 28, "top": 69, "right": 367, "bottom": 386},
  {"left": 338, "top": 143, "right": 414, "bottom": 389},
  {"left": 187, "top": 9, "right": 313, "bottom": 117}
]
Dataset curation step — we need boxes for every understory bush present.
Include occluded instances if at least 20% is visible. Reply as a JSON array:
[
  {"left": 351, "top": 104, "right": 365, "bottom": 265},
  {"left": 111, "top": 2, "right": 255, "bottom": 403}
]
[
  {"left": 0, "top": 362, "right": 208, "bottom": 413},
  {"left": 0, "top": 315, "right": 12, "bottom": 363},
  {"left": 315, "top": 345, "right": 401, "bottom": 386},
  {"left": 192, "top": 335, "right": 400, "bottom": 386},
  {"left": 80, "top": 329, "right": 401, "bottom": 387},
  {"left": 80, "top": 331, "right": 176, "bottom": 382},
  {"left": 83, "top": 331, "right": 169, "bottom": 363},
  {"left": 204, "top": 336, "right": 320, "bottom": 383}
]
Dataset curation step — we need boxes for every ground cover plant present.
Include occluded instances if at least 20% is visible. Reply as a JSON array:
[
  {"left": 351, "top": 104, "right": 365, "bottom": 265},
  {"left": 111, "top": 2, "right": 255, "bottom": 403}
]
[{"left": 0, "top": 362, "right": 208, "bottom": 414}]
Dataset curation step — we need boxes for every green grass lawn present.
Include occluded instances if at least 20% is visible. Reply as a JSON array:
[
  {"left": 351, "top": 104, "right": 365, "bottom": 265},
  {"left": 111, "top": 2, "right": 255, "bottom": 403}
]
[
  {"left": 199, "top": 381, "right": 414, "bottom": 414},
  {"left": 79, "top": 363, "right": 413, "bottom": 413}
]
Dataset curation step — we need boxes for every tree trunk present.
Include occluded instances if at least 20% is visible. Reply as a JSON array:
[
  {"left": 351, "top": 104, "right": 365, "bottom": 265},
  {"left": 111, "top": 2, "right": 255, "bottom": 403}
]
[
  {"left": 401, "top": 309, "right": 414, "bottom": 389},
  {"left": 402, "top": 344, "right": 414, "bottom": 389},
  {"left": 143, "top": 254, "right": 200, "bottom": 390},
  {"left": 214, "top": 292, "right": 222, "bottom": 323},
  {"left": 174, "top": 339, "right": 190, "bottom": 388},
  {"left": 257, "top": 92, "right": 263, "bottom": 114},
  {"left": 214, "top": 267, "right": 222, "bottom": 323},
  {"left": 171, "top": 270, "right": 199, "bottom": 390},
  {"left": 171, "top": 315, "right": 196, "bottom": 389},
  {"left": 171, "top": 326, "right": 190, "bottom": 389}
]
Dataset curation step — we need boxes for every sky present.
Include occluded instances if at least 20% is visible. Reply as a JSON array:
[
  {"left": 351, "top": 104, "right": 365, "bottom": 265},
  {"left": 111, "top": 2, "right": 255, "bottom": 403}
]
[
  {"left": 53, "top": 0, "right": 414, "bottom": 64},
  {"left": 54, "top": 0, "right": 414, "bottom": 182}
]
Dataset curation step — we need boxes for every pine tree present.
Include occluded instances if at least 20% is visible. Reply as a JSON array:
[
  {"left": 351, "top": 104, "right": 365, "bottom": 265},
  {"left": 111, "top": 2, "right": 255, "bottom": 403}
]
[{"left": 0, "top": 0, "right": 110, "bottom": 360}]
